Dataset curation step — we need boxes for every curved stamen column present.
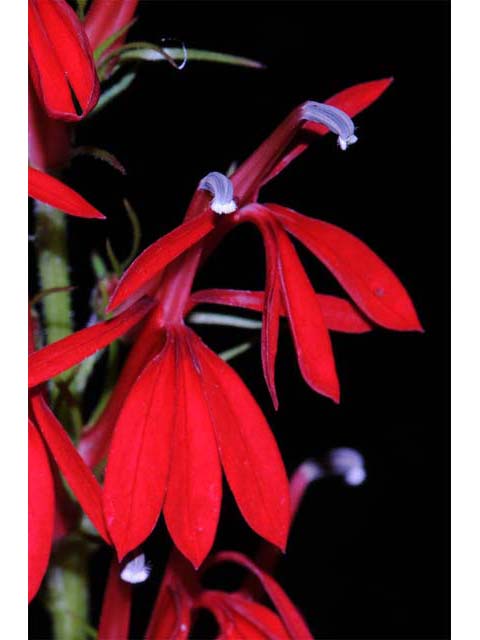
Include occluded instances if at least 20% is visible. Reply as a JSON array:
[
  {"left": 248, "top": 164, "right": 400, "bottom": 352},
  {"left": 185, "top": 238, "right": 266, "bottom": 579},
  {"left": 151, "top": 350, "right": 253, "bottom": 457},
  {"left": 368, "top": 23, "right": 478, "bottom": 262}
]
[
  {"left": 302, "top": 102, "right": 358, "bottom": 150},
  {"left": 199, "top": 172, "right": 237, "bottom": 214}
]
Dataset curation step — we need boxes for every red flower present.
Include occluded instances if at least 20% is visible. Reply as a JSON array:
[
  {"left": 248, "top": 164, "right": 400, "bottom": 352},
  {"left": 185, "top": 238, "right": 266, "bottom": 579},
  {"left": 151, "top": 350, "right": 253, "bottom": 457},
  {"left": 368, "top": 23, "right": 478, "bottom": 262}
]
[
  {"left": 106, "top": 78, "right": 421, "bottom": 407},
  {"left": 28, "top": 311, "right": 112, "bottom": 602},
  {"left": 28, "top": 78, "right": 422, "bottom": 569},
  {"left": 28, "top": 166, "right": 105, "bottom": 219},
  {"left": 98, "top": 549, "right": 313, "bottom": 639},
  {"left": 28, "top": 0, "right": 100, "bottom": 121}
]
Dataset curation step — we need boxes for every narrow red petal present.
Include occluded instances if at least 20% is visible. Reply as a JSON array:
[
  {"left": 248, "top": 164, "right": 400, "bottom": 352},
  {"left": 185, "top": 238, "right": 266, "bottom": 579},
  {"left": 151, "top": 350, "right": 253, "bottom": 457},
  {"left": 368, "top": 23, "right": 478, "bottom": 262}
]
[
  {"left": 103, "top": 339, "right": 176, "bottom": 560},
  {"left": 258, "top": 221, "right": 282, "bottom": 409},
  {"left": 28, "top": 420, "right": 54, "bottom": 602},
  {"left": 163, "top": 336, "right": 222, "bottom": 569},
  {"left": 31, "top": 392, "right": 110, "bottom": 543},
  {"left": 265, "top": 78, "right": 393, "bottom": 184},
  {"left": 213, "top": 552, "right": 314, "bottom": 640},
  {"left": 222, "top": 593, "right": 290, "bottom": 640},
  {"left": 79, "top": 318, "right": 164, "bottom": 468},
  {"left": 29, "top": 297, "right": 154, "bottom": 388},
  {"left": 191, "top": 332, "right": 290, "bottom": 550},
  {"left": 190, "top": 289, "right": 372, "bottom": 333},
  {"left": 107, "top": 213, "right": 215, "bottom": 312},
  {"left": 98, "top": 557, "right": 132, "bottom": 640},
  {"left": 85, "top": 0, "right": 139, "bottom": 52},
  {"left": 271, "top": 204, "right": 423, "bottom": 331},
  {"left": 275, "top": 226, "right": 340, "bottom": 402},
  {"left": 306, "top": 77, "right": 394, "bottom": 136},
  {"left": 28, "top": 167, "right": 105, "bottom": 219},
  {"left": 145, "top": 551, "right": 194, "bottom": 640},
  {"left": 28, "top": 0, "right": 99, "bottom": 120}
]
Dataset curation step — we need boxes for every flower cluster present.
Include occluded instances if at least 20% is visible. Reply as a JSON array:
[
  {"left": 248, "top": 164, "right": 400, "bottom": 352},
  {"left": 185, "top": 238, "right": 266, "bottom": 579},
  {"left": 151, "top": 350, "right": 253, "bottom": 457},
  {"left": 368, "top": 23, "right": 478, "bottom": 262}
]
[{"left": 28, "top": 0, "right": 421, "bottom": 636}]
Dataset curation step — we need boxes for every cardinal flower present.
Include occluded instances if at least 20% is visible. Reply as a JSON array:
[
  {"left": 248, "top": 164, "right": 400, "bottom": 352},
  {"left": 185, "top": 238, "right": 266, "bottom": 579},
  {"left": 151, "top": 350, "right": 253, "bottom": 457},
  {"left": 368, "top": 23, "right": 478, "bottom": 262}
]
[
  {"left": 96, "top": 458, "right": 331, "bottom": 640},
  {"left": 28, "top": 0, "right": 100, "bottom": 121},
  {"left": 28, "top": 78, "right": 421, "bottom": 570},
  {"left": 97, "top": 549, "right": 313, "bottom": 640},
  {"left": 105, "top": 78, "right": 421, "bottom": 406},
  {"left": 28, "top": 311, "right": 112, "bottom": 602}
]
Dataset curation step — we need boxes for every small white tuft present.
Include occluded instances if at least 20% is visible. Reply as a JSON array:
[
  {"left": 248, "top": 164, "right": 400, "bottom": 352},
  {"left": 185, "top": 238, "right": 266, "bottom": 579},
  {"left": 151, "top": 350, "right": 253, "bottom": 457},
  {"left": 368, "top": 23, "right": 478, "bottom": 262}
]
[
  {"left": 120, "top": 553, "right": 151, "bottom": 584},
  {"left": 199, "top": 171, "right": 237, "bottom": 215}
]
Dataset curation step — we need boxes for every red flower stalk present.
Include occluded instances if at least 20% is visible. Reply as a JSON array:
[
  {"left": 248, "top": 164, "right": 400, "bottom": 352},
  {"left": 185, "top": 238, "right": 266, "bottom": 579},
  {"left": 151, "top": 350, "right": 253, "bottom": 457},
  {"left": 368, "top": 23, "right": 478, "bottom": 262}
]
[
  {"left": 28, "top": 78, "right": 421, "bottom": 570},
  {"left": 28, "top": 166, "right": 105, "bottom": 219},
  {"left": 28, "top": 311, "right": 112, "bottom": 602},
  {"left": 28, "top": 0, "right": 100, "bottom": 121}
]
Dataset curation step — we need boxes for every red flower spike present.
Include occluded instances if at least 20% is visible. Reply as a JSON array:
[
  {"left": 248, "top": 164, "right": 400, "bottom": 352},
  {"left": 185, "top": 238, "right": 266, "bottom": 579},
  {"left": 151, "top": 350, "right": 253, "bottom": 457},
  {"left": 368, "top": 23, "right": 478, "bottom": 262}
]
[
  {"left": 269, "top": 203, "right": 423, "bottom": 332},
  {"left": 28, "top": 419, "right": 54, "bottom": 602},
  {"left": 28, "top": 0, "right": 100, "bottom": 121},
  {"left": 275, "top": 223, "right": 340, "bottom": 402},
  {"left": 30, "top": 391, "right": 110, "bottom": 543},
  {"left": 28, "top": 166, "right": 105, "bottom": 219},
  {"left": 212, "top": 551, "right": 314, "bottom": 640},
  {"left": 85, "top": 0, "right": 139, "bottom": 54},
  {"left": 98, "top": 558, "right": 132, "bottom": 640},
  {"left": 163, "top": 338, "right": 222, "bottom": 569},
  {"left": 28, "top": 297, "right": 154, "bottom": 388},
  {"left": 107, "top": 212, "right": 216, "bottom": 312},
  {"left": 103, "top": 339, "right": 177, "bottom": 561},
  {"left": 193, "top": 332, "right": 290, "bottom": 551},
  {"left": 189, "top": 289, "right": 373, "bottom": 334}
]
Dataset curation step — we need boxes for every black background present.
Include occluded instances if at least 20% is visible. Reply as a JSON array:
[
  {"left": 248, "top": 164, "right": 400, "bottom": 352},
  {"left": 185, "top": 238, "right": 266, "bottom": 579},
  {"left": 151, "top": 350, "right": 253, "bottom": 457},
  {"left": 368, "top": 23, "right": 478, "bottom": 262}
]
[{"left": 30, "top": 1, "right": 450, "bottom": 638}]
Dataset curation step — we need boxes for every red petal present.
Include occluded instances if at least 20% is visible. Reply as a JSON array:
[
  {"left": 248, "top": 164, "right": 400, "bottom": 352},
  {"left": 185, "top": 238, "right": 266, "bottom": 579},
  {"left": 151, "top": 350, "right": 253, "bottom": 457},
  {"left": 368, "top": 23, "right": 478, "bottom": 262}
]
[
  {"left": 146, "top": 551, "right": 194, "bottom": 640},
  {"left": 85, "top": 0, "right": 139, "bottom": 52},
  {"left": 79, "top": 318, "right": 164, "bottom": 467},
  {"left": 265, "top": 78, "right": 393, "bottom": 184},
  {"left": 107, "top": 213, "right": 215, "bottom": 312},
  {"left": 190, "top": 289, "right": 372, "bottom": 334},
  {"left": 275, "top": 225, "right": 340, "bottom": 402},
  {"left": 28, "top": 420, "right": 54, "bottom": 602},
  {"left": 213, "top": 552, "right": 313, "bottom": 640},
  {"left": 30, "top": 392, "right": 110, "bottom": 543},
  {"left": 98, "top": 557, "right": 132, "bottom": 640},
  {"left": 257, "top": 221, "right": 282, "bottom": 409},
  {"left": 28, "top": 167, "right": 105, "bottom": 219},
  {"left": 271, "top": 204, "right": 423, "bottom": 331},
  {"left": 306, "top": 77, "right": 394, "bottom": 136},
  {"left": 103, "top": 339, "right": 176, "bottom": 560},
  {"left": 163, "top": 336, "right": 222, "bottom": 568},
  {"left": 28, "top": 0, "right": 99, "bottom": 120},
  {"left": 29, "top": 297, "right": 154, "bottom": 388},
  {"left": 191, "top": 332, "right": 290, "bottom": 551},
  {"left": 28, "top": 79, "right": 70, "bottom": 172},
  {"left": 204, "top": 592, "right": 289, "bottom": 640}
]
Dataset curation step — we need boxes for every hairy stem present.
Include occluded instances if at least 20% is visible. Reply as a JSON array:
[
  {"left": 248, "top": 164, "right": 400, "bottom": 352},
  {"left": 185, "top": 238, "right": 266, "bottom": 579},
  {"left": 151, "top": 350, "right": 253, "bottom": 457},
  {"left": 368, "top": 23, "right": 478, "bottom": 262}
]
[
  {"left": 35, "top": 201, "right": 73, "bottom": 346},
  {"left": 46, "top": 538, "right": 90, "bottom": 640}
]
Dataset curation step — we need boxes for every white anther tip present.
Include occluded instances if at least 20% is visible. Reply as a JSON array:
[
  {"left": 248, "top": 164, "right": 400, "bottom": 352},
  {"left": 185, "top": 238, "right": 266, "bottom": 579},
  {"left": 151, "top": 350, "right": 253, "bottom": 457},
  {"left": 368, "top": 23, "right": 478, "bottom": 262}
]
[
  {"left": 338, "top": 134, "right": 358, "bottom": 151},
  {"left": 211, "top": 199, "right": 237, "bottom": 215},
  {"left": 120, "top": 553, "right": 151, "bottom": 584}
]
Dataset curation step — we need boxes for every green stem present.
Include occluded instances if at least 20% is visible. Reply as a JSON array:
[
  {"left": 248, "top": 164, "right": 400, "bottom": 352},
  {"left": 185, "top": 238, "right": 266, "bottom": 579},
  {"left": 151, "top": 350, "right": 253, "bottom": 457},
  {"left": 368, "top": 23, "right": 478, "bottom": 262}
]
[
  {"left": 35, "top": 202, "right": 91, "bottom": 638},
  {"left": 35, "top": 201, "right": 73, "bottom": 347},
  {"left": 46, "top": 538, "right": 90, "bottom": 640}
]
